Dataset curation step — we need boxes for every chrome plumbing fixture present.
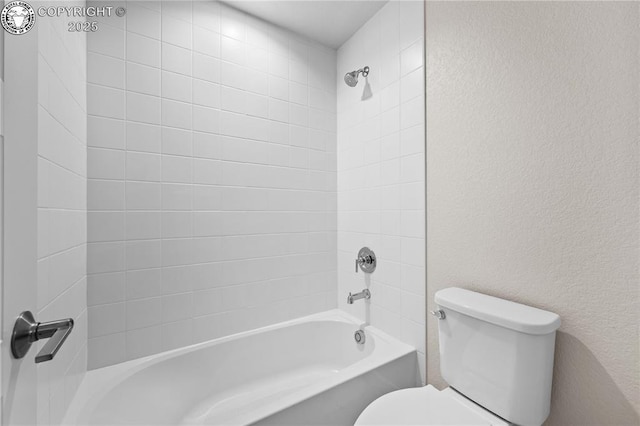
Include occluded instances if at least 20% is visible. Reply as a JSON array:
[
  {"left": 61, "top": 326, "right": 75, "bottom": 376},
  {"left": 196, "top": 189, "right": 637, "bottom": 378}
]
[
  {"left": 355, "top": 247, "right": 376, "bottom": 273},
  {"left": 347, "top": 289, "right": 371, "bottom": 304},
  {"left": 344, "top": 66, "right": 370, "bottom": 87},
  {"left": 11, "top": 311, "right": 74, "bottom": 363},
  {"left": 430, "top": 309, "right": 446, "bottom": 320},
  {"left": 354, "top": 329, "right": 366, "bottom": 344}
]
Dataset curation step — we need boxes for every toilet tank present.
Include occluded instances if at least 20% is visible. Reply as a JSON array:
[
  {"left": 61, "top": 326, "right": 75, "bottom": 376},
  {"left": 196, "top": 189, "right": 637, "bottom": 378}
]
[{"left": 435, "top": 288, "right": 561, "bottom": 426}]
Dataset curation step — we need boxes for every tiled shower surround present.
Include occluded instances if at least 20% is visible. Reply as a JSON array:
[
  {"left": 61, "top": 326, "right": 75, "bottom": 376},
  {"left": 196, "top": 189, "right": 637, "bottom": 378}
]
[
  {"left": 86, "top": 0, "right": 425, "bottom": 371},
  {"left": 86, "top": 1, "right": 338, "bottom": 368},
  {"left": 337, "top": 1, "right": 426, "bottom": 379}
]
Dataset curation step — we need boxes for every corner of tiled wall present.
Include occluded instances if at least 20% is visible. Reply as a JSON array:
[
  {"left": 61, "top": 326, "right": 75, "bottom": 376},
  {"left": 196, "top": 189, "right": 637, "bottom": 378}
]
[
  {"left": 36, "top": 3, "right": 88, "bottom": 424},
  {"left": 336, "top": 0, "right": 426, "bottom": 382}
]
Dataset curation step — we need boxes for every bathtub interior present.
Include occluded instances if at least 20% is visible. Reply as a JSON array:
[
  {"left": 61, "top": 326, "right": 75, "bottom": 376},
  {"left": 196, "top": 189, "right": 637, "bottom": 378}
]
[{"left": 69, "top": 312, "right": 416, "bottom": 426}]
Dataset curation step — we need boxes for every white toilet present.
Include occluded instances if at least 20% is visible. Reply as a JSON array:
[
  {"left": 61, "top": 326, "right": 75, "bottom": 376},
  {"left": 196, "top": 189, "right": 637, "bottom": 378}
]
[{"left": 355, "top": 287, "right": 561, "bottom": 426}]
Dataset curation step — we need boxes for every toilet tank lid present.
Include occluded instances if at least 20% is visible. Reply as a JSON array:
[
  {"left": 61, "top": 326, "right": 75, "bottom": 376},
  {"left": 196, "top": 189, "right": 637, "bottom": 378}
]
[{"left": 435, "top": 288, "right": 561, "bottom": 335}]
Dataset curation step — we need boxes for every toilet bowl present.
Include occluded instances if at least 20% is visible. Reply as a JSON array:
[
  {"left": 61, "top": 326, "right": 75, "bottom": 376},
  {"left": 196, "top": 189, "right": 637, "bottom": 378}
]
[
  {"left": 355, "top": 385, "right": 508, "bottom": 425},
  {"left": 355, "top": 288, "right": 561, "bottom": 426}
]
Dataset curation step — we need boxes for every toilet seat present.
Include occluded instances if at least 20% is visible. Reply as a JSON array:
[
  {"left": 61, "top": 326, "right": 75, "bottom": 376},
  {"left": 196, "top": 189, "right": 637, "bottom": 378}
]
[{"left": 354, "top": 385, "right": 509, "bottom": 426}]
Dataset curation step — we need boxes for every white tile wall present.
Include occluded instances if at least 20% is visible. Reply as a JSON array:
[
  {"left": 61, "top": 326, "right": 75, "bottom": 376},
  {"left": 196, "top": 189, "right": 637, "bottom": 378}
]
[
  {"left": 336, "top": 1, "right": 426, "bottom": 382},
  {"left": 87, "top": 1, "right": 337, "bottom": 369},
  {"left": 36, "top": 5, "right": 88, "bottom": 425}
]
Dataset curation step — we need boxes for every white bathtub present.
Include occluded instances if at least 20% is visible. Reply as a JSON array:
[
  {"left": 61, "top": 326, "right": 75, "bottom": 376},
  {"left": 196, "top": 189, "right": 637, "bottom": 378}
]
[{"left": 64, "top": 310, "right": 419, "bottom": 426}]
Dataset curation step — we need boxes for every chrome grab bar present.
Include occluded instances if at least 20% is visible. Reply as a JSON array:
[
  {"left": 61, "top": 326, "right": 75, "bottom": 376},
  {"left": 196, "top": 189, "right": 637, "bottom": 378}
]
[{"left": 11, "top": 311, "right": 74, "bottom": 363}]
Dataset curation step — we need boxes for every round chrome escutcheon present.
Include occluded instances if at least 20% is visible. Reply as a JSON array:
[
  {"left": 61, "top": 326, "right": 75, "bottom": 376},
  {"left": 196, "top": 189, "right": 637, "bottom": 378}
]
[
  {"left": 354, "top": 329, "right": 366, "bottom": 344},
  {"left": 357, "top": 247, "right": 376, "bottom": 273}
]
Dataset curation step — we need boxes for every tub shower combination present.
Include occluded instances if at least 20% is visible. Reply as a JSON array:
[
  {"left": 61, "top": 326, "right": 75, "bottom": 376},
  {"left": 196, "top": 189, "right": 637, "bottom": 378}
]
[
  {"left": 8, "top": 46, "right": 422, "bottom": 422},
  {"left": 63, "top": 311, "right": 418, "bottom": 426},
  {"left": 2, "top": 0, "right": 427, "bottom": 423}
]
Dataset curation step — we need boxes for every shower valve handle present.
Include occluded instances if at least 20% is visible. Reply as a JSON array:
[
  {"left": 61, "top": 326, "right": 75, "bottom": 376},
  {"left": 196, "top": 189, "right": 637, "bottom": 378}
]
[
  {"left": 355, "top": 256, "right": 373, "bottom": 272},
  {"left": 354, "top": 247, "right": 376, "bottom": 273}
]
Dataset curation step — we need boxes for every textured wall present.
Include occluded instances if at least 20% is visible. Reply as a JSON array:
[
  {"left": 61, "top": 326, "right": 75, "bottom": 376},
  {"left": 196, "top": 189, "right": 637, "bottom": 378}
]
[
  {"left": 337, "top": 1, "right": 426, "bottom": 381},
  {"left": 36, "top": 4, "right": 88, "bottom": 424},
  {"left": 86, "top": 1, "right": 337, "bottom": 368},
  {"left": 426, "top": 2, "right": 639, "bottom": 424}
]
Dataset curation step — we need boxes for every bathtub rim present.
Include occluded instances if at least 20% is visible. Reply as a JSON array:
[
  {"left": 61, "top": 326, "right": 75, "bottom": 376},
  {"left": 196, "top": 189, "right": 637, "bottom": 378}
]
[{"left": 64, "top": 309, "right": 417, "bottom": 425}]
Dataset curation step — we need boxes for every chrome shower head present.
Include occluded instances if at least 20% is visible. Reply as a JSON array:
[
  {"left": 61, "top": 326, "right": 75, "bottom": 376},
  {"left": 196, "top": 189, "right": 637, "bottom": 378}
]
[
  {"left": 344, "top": 71, "right": 359, "bottom": 87},
  {"left": 344, "top": 66, "right": 370, "bottom": 87}
]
